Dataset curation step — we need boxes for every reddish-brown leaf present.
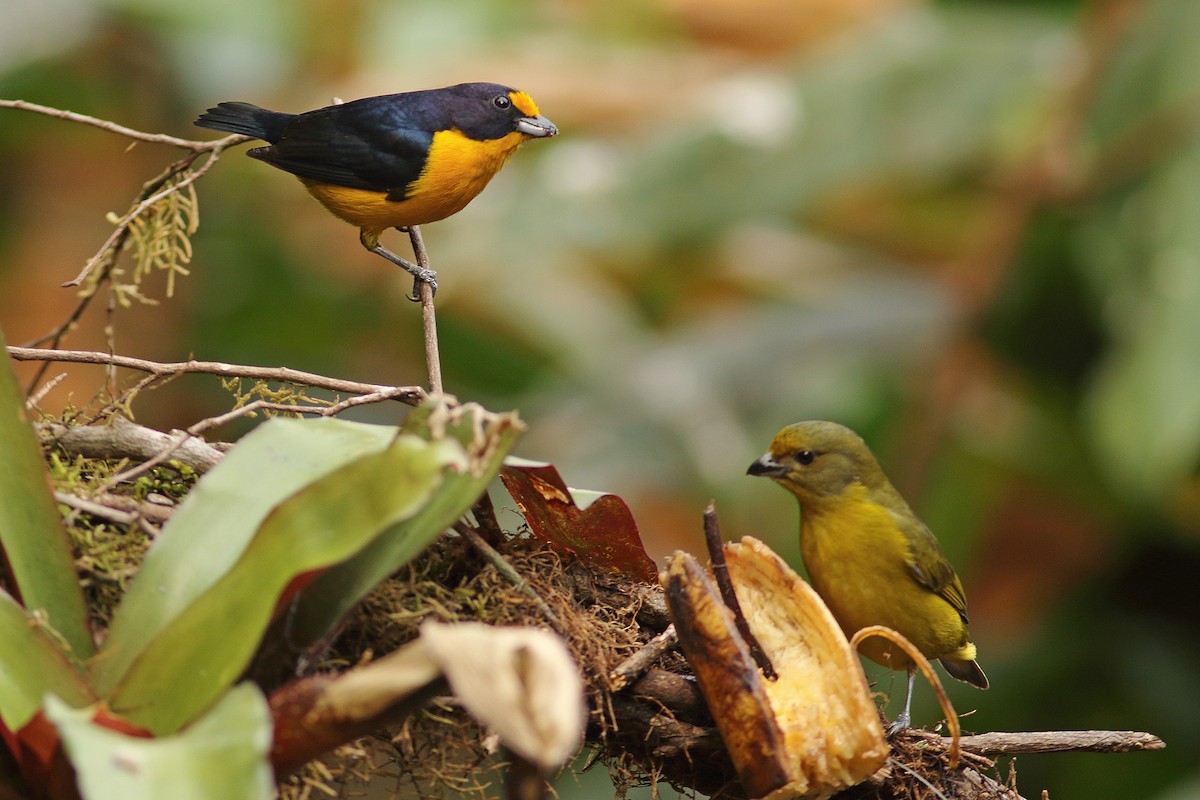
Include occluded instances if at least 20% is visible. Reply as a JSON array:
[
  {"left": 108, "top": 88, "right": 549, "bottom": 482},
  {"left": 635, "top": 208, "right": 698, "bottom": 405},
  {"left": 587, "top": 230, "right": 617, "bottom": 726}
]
[{"left": 500, "top": 459, "right": 657, "bottom": 583}]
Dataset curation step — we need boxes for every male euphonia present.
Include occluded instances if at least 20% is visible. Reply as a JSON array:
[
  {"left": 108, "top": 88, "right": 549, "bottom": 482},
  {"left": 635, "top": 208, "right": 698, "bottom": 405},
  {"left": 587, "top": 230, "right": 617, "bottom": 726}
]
[
  {"left": 747, "top": 420, "right": 987, "bottom": 731},
  {"left": 195, "top": 82, "right": 557, "bottom": 295}
]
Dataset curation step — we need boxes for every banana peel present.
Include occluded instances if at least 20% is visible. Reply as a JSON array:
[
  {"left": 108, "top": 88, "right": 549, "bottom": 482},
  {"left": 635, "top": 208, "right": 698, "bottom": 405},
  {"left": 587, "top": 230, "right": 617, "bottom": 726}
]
[{"left": 663, "top": 536, "right": 887, "bottom": 800}]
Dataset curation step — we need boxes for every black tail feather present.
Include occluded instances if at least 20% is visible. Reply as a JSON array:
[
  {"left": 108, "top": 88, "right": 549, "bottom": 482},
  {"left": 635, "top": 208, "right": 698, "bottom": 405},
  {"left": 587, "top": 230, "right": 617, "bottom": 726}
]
[
  {"left": 940, "top": 657, "right": 989, "bottom": 689},
  {"left": 194, "top": 102, "right": 292, "bottom": 142}
]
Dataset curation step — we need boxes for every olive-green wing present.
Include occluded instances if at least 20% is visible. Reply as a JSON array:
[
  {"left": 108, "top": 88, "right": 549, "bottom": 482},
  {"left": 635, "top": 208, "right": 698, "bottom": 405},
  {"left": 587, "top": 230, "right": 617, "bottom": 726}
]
[{"left": 895, "top": 514, "right": 970, "bottom": 625}]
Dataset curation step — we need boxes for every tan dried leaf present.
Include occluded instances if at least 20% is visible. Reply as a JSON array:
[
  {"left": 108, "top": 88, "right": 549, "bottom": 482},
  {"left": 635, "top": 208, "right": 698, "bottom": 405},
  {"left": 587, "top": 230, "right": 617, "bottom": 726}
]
[{"left": 420, "top": 621, "right": 586, "bottom": 769}]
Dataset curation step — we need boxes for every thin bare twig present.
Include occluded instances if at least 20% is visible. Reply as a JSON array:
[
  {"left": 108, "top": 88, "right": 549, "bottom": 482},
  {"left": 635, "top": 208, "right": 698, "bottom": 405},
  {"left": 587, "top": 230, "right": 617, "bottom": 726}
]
[
  {"left": 0, "top": 99, "right": 248, "bottom": 152},
  {"left": 54, "top": 491, "right": 138, "bottom": 526},
  {"left": 8, "top": 346, "right": 425, "bottom": 404},
  {"left": 2, "top": 98, "right": 250, "bottom": 374},
  {"left": 100, "top": 429, "right": 196, "bottom": 489},
  {"left": 947, "top": 730, "right": 1166, "bottom": 756},
  {"left": 702, "top": 501, "right": 776, "bottom": 680},
  {"left": 95, "top": 399, "right": 282, "bottom": 489},
  {"left": 27, "top": 372, "right": 68, "bottom": 410},
  {"left": 888, "top": 758, "right": 957, "bottom": 800},
  {"left": 54, "top": 490, "right": 175, "bottom": 526},
  {"left": 407, "top": 225, "right": 443, "bottom": 395}
]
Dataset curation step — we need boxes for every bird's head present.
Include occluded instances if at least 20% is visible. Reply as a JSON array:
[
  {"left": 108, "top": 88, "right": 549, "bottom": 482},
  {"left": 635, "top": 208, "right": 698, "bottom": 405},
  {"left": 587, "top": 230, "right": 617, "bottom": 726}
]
[
  {"left": 447, "top": 82, "right": 558, "bottom": 141},
  {"left": 746, "top": 420, "right": 888, "bottom": 503}
]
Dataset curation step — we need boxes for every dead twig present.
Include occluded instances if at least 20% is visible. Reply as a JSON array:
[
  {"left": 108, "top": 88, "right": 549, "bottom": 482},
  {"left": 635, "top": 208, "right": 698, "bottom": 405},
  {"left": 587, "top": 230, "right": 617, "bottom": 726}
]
[
  {"left": 54, "top": 490, "right": 175, "bottom": 526},
  {"left": 8, "top": 346, "right": 425, "bottom": 405},
  {"left": 948, "top": 730, "right": 1166, "bottom": 756},
  {"left": 702, "top": 501, "right": 776, "bottom": 680},
  {"left": 1, "top": 99, "right": 250, "bottom": 375},
  {"left": 471, "top": 491, "right": 505, "bottom": 547},
  {"left": 0, "top": 99, "right": 248, "bottom": 152}
]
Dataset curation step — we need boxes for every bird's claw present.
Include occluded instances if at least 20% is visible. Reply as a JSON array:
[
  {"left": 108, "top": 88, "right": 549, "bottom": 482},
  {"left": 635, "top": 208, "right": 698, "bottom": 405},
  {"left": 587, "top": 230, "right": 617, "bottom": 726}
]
[
  {"left": 407, "top": 269, "right": 438, "bottom": 302},
  {"left": 886, "top": 712, "right": 911, "bottom": 736}
]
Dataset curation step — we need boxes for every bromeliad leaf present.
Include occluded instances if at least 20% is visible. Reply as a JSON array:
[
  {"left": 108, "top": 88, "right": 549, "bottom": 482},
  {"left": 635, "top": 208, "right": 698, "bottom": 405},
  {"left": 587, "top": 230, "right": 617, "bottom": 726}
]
[
  {"left": 93, "top": 401, "right": 478, "bottom": 734},
  {"left": 0, "top": 325, "right": 93, "bottom": 660},
  {"left": 90, "top": 415, "right": 397, "bottom": 699},
  {"left": 279, "top": 402, "right": 524, "bottom": 651},
  {"left": 0, "top": 591, "right": 94, "bottom": 734},
  {"left": 47, "top": 683, "right": 273, "bottom": 800}
]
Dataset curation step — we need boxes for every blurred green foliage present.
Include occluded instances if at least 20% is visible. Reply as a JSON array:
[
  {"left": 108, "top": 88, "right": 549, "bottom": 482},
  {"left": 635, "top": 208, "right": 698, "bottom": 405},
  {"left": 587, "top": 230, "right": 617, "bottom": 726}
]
[{"left": 3, "top": 0, "right": 1199, "bottom": 797}]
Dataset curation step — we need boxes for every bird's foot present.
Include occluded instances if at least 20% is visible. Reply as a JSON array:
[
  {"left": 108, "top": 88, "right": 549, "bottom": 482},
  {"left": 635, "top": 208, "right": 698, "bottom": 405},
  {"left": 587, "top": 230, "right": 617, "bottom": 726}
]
[
  {"left": 408, "top": 269, "right": 438, "bottom": 302},
  {"left": 886, "top": 711, "right": 911, "bottom": 736}
]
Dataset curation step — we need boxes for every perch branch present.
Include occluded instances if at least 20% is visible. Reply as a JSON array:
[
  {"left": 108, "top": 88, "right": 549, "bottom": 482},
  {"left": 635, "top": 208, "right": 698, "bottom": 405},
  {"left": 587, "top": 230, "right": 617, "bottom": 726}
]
[{"left": 406, "top": 225, "right": 443, "bottom": 395}]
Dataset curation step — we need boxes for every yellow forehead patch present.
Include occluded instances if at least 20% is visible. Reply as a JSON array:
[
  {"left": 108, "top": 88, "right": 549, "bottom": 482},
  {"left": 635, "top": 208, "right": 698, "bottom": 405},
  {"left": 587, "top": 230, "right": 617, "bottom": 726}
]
[{"left": 509, "top": 90, "right": 540, "bottom": 117}]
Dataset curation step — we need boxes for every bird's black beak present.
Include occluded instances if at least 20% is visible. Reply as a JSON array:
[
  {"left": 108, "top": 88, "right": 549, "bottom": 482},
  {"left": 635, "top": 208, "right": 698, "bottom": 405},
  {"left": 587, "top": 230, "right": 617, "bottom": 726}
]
[
  {"left": 747, "top": 455, "right": 788, "bottom": 478},
  {"left": 516, "top": 114, "right": 558, "bottom": 138}
]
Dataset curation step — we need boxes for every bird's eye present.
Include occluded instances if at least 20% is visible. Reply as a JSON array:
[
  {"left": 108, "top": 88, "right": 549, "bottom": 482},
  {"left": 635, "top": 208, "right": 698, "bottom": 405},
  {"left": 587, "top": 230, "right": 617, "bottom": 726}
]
[
  {"left": 492, "top": 95, "right": 512, "bottom": 110},
  {"left": 796, "top": 450, "right": 816, "bottom": 466}
]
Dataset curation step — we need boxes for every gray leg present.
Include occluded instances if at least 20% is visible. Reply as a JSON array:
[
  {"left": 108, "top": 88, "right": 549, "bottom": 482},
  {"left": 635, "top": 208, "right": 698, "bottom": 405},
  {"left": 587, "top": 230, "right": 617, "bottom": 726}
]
[
  {"left": 887, "top": 667, "right": 915, "bottom": 734},
  {"left": 359, "top": 229, "right": 437, "bottom": 299}
]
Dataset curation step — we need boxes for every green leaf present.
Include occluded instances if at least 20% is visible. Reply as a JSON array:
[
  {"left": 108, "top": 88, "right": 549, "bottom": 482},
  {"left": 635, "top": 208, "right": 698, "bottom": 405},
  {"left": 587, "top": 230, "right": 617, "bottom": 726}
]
[
  {"left": 0, "top": 327, "right": 93, "bottom": 660},
  {"left": 91, "top": 416, "right": 395, "bottom": 697},
  {"left": 0, "top": 591, "right": 94, "bottom": 731},
  {"left": 280, "top": 402, "right": 525, "bottom": 649},
  {"left": 46, "top": 683, "right": 272, "bottom": 800},
  {"left": 99, "top": 411, "right": 468, "bottom": 733}
]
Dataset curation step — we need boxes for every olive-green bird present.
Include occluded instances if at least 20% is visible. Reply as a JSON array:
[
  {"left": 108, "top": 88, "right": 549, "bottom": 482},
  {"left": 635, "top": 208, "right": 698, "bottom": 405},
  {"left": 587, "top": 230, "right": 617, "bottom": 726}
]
[{"left": 747, "top": 420, "right": 987, "bottom": 731}]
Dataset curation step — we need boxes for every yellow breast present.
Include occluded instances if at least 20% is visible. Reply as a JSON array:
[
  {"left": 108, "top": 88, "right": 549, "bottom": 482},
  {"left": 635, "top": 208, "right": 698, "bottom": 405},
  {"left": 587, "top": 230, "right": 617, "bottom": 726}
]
[
  {"left": 298, "top": 128, "right": 529, "bottom": 237},
  {"left": 799, "top": 487, "right": 968, "bottom": 669}
]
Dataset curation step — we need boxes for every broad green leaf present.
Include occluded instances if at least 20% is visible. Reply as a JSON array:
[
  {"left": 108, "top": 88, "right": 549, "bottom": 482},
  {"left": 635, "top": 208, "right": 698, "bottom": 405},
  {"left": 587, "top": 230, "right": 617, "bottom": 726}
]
[
  {"left": 46, "top": 683, "right": 272, "bottom": 800},
  {"left": 0, "top": 327, "right": 93, "bottom": 660},
  {"left": 0, "top": 591, "right": 94, "bottom": 731},
  {"left": 280, "top": 402, "right": 525, "bottom": 649},
  {"left": 92, "top": 416, "right": 396, "bottom": 696},
  {"left": 102, "top": 417, "right": 465, "bottom": 733}
]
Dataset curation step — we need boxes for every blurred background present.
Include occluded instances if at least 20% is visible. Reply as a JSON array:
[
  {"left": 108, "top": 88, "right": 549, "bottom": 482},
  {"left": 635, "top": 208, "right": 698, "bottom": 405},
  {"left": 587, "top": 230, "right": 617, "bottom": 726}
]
[{"left": 2, "top": 0, "right": 1198, "bottom": 797}]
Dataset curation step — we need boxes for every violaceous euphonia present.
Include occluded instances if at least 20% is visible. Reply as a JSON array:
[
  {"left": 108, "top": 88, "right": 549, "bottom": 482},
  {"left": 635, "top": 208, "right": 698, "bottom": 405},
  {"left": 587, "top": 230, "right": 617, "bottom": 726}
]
[
  {"left": 747, "top": 420, "right": 987, "bottom": 731},
  {"left": 194, "top": 82, "right": 558, "bottom": 295}
]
